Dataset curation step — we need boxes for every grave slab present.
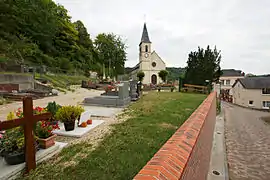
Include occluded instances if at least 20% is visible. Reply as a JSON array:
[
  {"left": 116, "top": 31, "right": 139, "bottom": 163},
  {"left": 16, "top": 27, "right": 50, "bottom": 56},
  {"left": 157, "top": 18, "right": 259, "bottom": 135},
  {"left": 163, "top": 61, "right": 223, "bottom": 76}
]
[
  {"left": 0, "top": 142, "right": 67, "bottom": 180},
  {"left": 52, "top": 120, "right": 104, "bottom": 138},
  {"left": 83, "top": 106, "right": 123, "bottom": 117}
]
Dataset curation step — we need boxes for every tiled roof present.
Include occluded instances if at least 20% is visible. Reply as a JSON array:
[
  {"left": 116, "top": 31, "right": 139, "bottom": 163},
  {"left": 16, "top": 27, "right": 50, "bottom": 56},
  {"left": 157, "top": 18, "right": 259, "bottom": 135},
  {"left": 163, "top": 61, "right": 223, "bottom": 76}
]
[
  {"left": 233, "top": 76, "right": 270, "bottom": 89},
  {"left": 221, "top": 69, "right": 243, "bottom": 77}
]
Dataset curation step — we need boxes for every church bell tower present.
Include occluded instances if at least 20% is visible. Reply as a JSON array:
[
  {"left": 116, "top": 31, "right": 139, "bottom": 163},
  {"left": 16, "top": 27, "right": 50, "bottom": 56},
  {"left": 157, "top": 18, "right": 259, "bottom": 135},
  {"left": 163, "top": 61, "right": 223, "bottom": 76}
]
[{"left": 139, "top": 23, "right": 151, "bottom": 62}]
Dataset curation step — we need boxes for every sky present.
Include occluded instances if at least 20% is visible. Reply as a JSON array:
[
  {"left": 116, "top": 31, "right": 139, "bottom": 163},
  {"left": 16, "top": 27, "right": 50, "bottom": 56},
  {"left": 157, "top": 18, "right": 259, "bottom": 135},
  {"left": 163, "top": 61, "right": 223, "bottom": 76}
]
[{"left": 54, "top": 0, "right": 270, "bottom": 75}]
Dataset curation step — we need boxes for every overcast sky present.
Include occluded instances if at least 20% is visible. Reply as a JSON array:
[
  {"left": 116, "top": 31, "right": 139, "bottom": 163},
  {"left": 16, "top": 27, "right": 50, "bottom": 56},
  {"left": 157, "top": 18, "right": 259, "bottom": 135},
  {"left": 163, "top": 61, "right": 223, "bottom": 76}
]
[{"left": 54, "top": 0, "right": 270, "bottom": 75}]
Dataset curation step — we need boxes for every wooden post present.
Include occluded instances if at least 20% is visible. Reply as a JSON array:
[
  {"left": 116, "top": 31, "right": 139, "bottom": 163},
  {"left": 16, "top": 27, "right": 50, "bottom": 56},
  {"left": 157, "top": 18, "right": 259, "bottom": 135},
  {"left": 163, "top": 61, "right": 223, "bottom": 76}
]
[
  {"left": 23, "top": 97, "right": 36, "bottom": 172},
  {"left": 0, "top": 97, "right": 51, "bottom": 174}
]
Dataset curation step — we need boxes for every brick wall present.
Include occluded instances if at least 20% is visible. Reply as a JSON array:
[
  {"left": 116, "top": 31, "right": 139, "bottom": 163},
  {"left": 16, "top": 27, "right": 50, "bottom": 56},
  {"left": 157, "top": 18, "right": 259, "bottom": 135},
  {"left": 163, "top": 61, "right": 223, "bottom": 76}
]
[{"left": 133, "top": 92, "right": 216, "bottom": 180}]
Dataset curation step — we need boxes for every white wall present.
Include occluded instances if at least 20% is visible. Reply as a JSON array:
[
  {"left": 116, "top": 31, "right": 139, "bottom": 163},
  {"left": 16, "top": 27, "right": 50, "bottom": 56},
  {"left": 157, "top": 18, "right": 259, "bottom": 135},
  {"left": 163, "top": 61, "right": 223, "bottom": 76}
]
[{"left": 232, "top": 82, "right": 270, "bottom": 109}]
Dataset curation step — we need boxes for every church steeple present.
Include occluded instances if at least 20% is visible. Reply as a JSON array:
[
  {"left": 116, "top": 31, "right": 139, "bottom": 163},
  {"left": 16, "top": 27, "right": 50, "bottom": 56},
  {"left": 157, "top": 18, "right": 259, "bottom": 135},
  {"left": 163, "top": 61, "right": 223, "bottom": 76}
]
[{"left": 140, "top": 23, "right": 151, "bottom": 44}]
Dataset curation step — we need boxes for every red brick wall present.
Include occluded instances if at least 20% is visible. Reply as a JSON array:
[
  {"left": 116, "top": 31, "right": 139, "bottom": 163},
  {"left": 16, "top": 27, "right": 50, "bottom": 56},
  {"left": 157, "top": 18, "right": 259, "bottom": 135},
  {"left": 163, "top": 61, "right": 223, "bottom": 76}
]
[
  {"left": 0, "top": 84, "right": 19, "bottom": 92},
  {"left": 133, "top": 92, "right": 216, "bottom": 180}
]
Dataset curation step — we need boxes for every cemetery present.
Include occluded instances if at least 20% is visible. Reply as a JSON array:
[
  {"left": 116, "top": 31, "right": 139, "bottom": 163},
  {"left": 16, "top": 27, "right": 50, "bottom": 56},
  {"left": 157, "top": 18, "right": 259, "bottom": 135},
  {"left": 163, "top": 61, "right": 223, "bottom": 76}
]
[
  {"left": 0, "top": 90, "right": 123, "bottom": 179},
  {"left": 0, "top": 80, "right": 209, "bottom": 180}
]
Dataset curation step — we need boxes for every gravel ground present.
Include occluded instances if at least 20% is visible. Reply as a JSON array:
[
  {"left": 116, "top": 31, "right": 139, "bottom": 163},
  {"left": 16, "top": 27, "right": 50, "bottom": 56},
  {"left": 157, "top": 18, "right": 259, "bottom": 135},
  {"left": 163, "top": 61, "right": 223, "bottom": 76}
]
[
  {"left": 0, "top": 87, "right": 127, "bottom": 149},
  {"left": 0, "top": 88, "right": 102, "bottom": 120}
]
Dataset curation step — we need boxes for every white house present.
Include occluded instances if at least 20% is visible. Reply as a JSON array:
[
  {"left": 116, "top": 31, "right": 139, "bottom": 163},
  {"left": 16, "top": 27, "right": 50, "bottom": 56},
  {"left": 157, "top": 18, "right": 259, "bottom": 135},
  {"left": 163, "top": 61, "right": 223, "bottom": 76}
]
[{"left": 232, "top": 76, "right": 270, "bottom": 109}]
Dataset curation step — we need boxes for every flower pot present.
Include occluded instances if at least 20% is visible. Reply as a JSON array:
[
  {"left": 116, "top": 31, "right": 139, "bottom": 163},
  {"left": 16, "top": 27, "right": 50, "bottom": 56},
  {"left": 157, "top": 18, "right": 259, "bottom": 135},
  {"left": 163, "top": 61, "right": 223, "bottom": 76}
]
[
  {"left": 4, "top": 151, "right": 25, "bottom": 165},
  {"left": 37, "top": 134, "right": 57, "bottom": 149},
  {"left": 64, "top": 121, "right": 75, "bottom": 131}
]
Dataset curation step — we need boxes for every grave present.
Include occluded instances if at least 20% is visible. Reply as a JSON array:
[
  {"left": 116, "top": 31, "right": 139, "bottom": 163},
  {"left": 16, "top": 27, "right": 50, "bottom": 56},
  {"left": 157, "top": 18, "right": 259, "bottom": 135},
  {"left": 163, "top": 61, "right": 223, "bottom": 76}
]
[
  {"left": 52, "top": 111, "right": 104, "bottom": 138},
  {"left": 52, "top": 121, "right": 104, "bottom": 138},
  {"left": 0, "top": 142, "right": 67, "bottom": 180},
  {"left": 129, "top": 80, "right": 139, "bottom": 101},
  {"left": 83, "top": 107, "right": 123, "bottom": 117},
  {"left": 84, "top": 81, "right": 131, "bottom": 107}
]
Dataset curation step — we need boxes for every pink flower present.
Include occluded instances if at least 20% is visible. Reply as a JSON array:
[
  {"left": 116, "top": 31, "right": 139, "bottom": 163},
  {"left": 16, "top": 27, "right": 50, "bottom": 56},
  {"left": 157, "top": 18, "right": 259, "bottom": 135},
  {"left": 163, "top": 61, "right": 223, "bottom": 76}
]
[{"left": 0, "top": 134, "right": 3, "bottom": 139}]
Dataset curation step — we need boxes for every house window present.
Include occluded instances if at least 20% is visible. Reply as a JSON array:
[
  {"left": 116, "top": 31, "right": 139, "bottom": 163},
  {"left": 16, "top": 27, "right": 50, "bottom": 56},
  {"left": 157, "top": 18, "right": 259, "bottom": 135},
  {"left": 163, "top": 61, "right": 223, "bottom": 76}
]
[
  {"left": 249, "top": 100, "right": 253, "bottom": 106},
  {"left": 262, "top": 88, "right": 270, "bottom": 94},
  {"left": 226, "top": 80, "right": 230, "bottom": 85},
  {"left": 262, "top": 101, "right": 270, "bottom": 108},
  {"left": 220, "top": 80, "right": 224, "bottom": 85},
  {"left": 145, "top": 45, "right": 148, "bottom": 52}
]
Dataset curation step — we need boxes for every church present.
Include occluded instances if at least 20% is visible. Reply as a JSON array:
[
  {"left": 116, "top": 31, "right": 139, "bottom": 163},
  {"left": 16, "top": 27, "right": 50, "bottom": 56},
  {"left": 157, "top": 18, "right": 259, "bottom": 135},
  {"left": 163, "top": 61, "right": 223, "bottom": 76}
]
[{"left": 130, "top": 23, "right": 166, "bottom": 85}]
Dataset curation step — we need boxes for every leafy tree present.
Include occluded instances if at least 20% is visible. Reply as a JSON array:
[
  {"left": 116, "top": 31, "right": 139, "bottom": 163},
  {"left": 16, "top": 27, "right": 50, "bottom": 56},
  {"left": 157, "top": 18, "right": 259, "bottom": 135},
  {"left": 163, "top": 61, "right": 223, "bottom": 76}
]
[
  {"left": 158, "top": 70, "right": 169, "bottom": 83},
  {"left": 94, "top": 33, "right": 126, "bottom": 78},
  {"left": 137, "top": 71, "right": 145, "bottom": 81},
  {"left": 184, "top": 46, "right": 221, "bottom": 85},
  {"left": 0, "top": 0, "right": 127, "bottom": 76}
]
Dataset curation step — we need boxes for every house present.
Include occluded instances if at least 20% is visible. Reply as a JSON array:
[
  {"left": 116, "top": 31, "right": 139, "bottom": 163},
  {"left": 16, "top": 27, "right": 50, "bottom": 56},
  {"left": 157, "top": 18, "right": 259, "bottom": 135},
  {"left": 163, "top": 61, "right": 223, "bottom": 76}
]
[
  {"left": 129, "top": 23, "right": 166, "bottom": 84},
  {"left": 232, "top": 76, "right": 270, "bottom": 109},
  {"left": 213, "top": 69, "right": 245, "bottom": 98}
]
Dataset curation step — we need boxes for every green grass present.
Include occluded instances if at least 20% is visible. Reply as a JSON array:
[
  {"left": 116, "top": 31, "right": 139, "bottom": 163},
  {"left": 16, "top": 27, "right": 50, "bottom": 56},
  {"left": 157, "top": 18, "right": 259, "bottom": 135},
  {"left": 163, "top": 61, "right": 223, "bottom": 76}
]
[
  {"left": 35, "top": 74, "right": 91, "bottom": 90},
  {"left": 21, "top": 92, "right": 206, "bottom": 180},
  {"left": 0, "top": 72, "right": 33, "bottom": 76}
]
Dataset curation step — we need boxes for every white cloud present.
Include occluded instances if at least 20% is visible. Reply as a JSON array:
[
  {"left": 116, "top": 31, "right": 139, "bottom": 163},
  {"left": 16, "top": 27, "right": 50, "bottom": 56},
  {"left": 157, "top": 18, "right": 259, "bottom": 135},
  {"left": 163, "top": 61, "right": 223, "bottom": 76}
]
[{"left": 54, "top": 0, "right": 270, "bottom": 75}]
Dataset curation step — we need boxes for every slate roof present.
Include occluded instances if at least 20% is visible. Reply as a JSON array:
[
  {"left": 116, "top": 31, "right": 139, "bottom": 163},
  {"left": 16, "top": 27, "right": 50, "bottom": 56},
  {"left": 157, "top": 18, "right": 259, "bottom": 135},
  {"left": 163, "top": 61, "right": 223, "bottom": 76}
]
[
  {"left": 233, "top": 76, "right": 270, "bottom": 89},
  {"left": 140, "top": 23, "right": 151, "bottom": 44},
  {"left": 221, "top": 69, "right": 243, "bottom": 77}
]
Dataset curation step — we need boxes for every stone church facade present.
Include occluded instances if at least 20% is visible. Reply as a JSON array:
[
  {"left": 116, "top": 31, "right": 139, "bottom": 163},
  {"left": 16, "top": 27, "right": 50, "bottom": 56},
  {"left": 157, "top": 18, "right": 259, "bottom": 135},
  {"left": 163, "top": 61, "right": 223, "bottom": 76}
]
[{"left": 130, "top": 23, "right": 166, "bottom": 85}]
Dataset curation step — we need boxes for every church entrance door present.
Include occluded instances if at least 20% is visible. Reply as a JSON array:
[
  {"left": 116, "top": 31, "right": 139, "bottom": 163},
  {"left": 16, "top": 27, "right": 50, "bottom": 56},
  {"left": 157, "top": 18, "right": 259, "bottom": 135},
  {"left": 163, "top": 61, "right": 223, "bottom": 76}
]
[{"left": 151, "top": 74, "right": 157, "bottom": 85}]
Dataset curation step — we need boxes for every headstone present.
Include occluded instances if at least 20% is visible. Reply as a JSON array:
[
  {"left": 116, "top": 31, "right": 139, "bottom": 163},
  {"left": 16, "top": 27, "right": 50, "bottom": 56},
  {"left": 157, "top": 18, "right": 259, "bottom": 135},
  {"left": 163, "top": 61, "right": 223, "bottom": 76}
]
[
  {"left": 51, "top": 89, "right": 59, "bottom": 96},
  {"left": 137, "top": 81, "right": 142, "bottom": 96},
  {"left": 129, "top": 80, "right": 139, "bottom": 101},
  {"left": 84, "top": 81, "right": 131, "bottom": 107}
]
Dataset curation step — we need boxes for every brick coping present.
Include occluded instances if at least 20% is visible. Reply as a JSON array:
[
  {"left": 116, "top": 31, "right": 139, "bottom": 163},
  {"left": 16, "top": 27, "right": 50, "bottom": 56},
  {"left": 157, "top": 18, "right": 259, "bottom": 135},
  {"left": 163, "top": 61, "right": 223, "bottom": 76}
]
[{"left": 133, "top": 92, "right": 216, "bottom": 180}]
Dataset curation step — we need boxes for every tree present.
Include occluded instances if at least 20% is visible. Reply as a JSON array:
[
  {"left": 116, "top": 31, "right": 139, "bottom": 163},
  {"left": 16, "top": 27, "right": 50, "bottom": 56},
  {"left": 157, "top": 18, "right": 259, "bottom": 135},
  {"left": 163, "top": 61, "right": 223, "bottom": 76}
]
[
  {"left": 94, "top": 33, "right": 127, "bottom": 78},
  {"left": 137, "top": 71, "right": 145, "bottom": 82},
  {"left": 184, "top": 46, "right": 221, "bottom": 86},
  {"left": 158, "top": 70, "right": 169, "bottom": 83}
]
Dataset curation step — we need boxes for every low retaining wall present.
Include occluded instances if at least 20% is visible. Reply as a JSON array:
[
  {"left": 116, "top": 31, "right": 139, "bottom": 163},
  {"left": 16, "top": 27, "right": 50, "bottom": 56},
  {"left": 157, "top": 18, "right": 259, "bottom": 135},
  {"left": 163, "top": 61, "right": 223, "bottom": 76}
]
[
  {"left": 134, "top": 92, "right": 217, "bottom": 180},
  {"left": 0, "top": 74, "right": 34, "bottom": 90}
]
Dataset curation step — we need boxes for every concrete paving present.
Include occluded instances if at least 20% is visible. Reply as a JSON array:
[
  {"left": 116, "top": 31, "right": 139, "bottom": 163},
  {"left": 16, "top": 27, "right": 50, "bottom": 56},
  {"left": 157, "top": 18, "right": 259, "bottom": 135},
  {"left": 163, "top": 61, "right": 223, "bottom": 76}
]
[
  {"left": 224, "top": 102, "right": 270, "bottom": 180},
  {"left": 207, "top": 107, "right": 229, "bottom": 180}
]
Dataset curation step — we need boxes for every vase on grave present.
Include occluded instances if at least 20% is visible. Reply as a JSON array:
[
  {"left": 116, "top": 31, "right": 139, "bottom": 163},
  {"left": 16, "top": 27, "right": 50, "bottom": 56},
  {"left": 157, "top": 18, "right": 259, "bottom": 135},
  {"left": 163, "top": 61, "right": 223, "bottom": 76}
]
[
  {"left": 56, "top": 105, "right": 84, "bottom": 132},
  {"left": 37, "top": 134, "right": 57, "bottom": 149},
  {"left": 64, "top": 121, "right": 76, "bottom": 131},
  {"left": 4, "top": 151, "right": 25, "bottom": 165}
]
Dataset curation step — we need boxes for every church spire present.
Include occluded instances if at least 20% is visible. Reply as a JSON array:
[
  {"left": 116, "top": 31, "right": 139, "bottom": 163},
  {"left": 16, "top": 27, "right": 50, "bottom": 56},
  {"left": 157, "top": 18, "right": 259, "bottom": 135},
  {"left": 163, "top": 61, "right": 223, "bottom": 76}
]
[{"left": 140, "top": 23, "right": 151, "bottom": 44}]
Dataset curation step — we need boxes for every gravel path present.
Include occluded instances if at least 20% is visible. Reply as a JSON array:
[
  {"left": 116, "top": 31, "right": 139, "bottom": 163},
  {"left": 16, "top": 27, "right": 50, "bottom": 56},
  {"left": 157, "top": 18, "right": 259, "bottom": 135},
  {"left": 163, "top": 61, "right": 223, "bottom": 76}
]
[
  {"left": 223, "top": 102, "right": 270, "bottom": 180},
  {"left": 0, "top": 88, "right": 102, "bottom": 120},
  {"left": 0, "top": 87, "right": 127, "bottom": 150}
]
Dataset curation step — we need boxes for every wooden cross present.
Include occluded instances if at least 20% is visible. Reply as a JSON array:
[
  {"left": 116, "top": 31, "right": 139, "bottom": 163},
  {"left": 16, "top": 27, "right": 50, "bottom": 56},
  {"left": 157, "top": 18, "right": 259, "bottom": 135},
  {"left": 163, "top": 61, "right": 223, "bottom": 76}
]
[{"left": 0, "top": 97, "right": 51, "bottom": 173}]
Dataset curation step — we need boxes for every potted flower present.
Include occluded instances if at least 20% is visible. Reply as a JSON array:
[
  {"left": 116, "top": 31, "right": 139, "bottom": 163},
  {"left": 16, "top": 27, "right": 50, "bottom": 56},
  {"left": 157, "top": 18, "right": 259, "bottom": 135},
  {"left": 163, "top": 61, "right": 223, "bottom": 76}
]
[
  {"left": 0, "top": 127, "right": 26, "bottom": 165},
  {"left": 35, "top": 121, "right": 59, "bottom": 149},
  {"left": 46, "top": 101, "right": 62, "bottom": 125},
  {"left": 56, "top": 105, "right": 84, "bottom": 131}
]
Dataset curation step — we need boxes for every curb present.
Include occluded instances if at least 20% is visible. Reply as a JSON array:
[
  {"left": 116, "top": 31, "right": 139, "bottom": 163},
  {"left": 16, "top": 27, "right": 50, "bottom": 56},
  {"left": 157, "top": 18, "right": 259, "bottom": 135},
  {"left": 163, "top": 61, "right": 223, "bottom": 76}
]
[{"left": 207, "top": 107, "right": 229, "bottom": 180}]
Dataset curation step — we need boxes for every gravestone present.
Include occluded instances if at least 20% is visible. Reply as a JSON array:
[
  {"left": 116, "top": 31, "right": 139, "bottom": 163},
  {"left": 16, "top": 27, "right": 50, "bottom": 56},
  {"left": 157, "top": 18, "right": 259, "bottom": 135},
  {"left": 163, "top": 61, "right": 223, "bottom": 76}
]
[
  {"left": 129, "top": 80, "right": 139, "bottom": 101},
  {"left": 84, "top": 81, "right": 131, "bottom": 107}
]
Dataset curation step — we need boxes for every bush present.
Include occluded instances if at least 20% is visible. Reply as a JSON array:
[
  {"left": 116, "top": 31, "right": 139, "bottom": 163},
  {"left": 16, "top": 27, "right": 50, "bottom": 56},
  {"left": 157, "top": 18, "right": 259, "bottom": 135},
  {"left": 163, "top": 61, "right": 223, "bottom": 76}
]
[
  {"left": 56, "top": 105, "right": 84, "bottom": 123},
  {"left": 137, "top": 71, "right": 145, "bottom": 82}
]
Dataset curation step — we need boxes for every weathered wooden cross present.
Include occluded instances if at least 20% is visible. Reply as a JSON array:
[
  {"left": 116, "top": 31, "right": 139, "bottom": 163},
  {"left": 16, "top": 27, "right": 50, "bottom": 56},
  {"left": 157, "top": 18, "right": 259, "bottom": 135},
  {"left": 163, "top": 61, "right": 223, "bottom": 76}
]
[{"left": 0, "top": 97, "right": 51, "bottom": 173}]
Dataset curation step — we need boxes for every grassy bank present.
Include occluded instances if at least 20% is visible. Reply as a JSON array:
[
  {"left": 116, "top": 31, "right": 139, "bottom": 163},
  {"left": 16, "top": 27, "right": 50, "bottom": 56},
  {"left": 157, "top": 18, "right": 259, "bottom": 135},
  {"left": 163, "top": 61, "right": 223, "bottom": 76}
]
[
  {"left": 22, "top": 92, "right": 206, "bottom": 180},
  {"left": 35, "top": 74, "right": 90, "bottom": 90}
]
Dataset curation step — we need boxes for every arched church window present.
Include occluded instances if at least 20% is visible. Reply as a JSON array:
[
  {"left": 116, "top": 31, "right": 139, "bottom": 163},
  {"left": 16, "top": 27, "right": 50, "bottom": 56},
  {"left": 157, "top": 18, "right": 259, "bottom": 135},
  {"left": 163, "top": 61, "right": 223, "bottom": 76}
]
[{"left": 145, "top": 45, "right": 148, "bottom": 52}]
